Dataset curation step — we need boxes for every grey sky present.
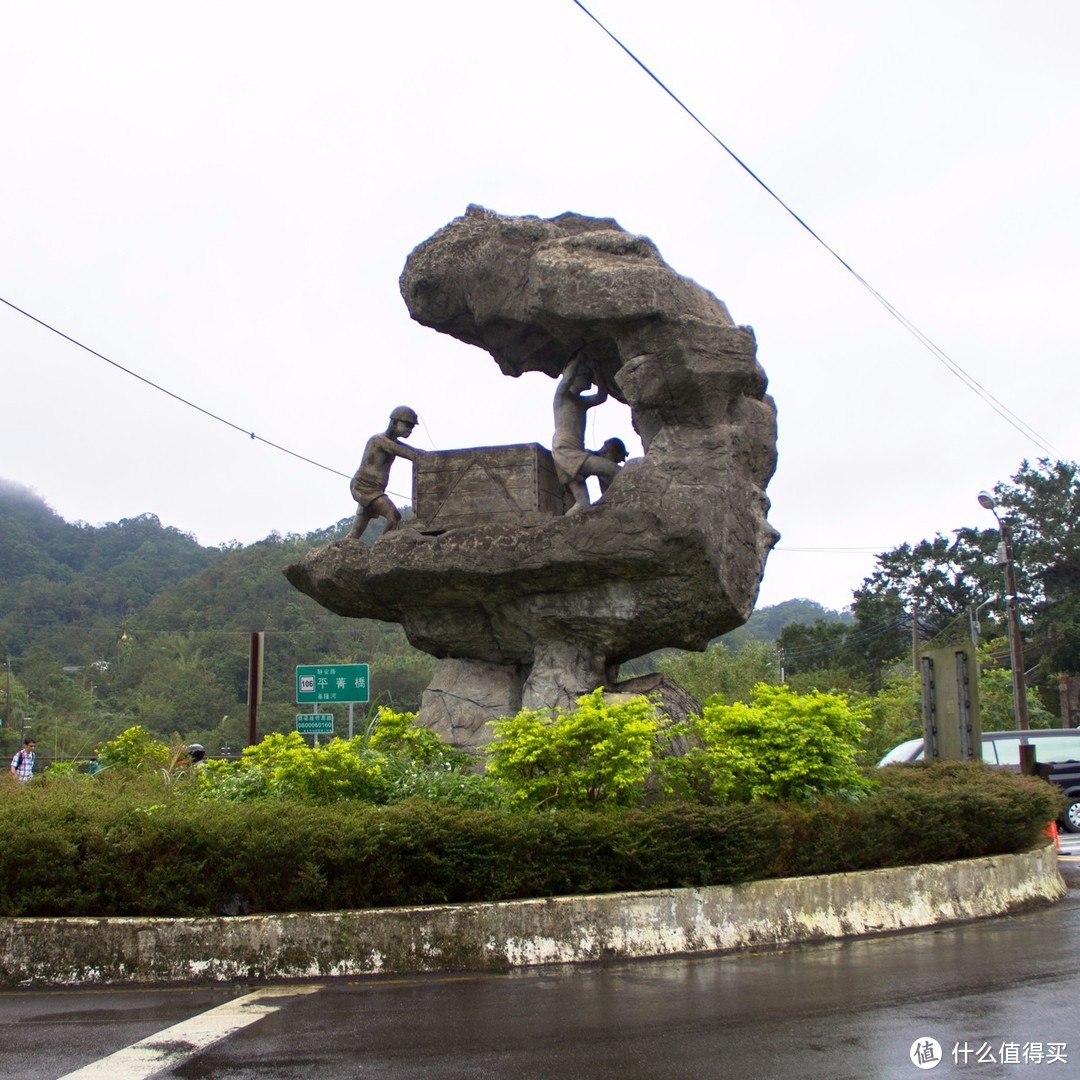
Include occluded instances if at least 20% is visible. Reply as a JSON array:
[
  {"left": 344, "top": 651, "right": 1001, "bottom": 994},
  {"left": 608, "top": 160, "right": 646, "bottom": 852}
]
[{"left": 2, "top": 0, "right": 1075, "bottom": 611}]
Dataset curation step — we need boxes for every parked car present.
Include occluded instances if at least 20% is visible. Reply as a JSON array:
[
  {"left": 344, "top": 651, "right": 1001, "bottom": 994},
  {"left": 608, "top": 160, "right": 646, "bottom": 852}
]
[{"left": 878, "top": 728, "right": 1080, "bottom": 833}]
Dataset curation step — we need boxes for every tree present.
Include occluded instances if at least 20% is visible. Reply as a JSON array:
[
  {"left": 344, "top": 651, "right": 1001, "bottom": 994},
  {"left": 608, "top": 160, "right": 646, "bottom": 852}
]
[
  {"left": 855, "top": 670, "right": 920, "bottom": 765},
  {"left": 846, "top": 459, "right": 1080, "bottom": 698},
  {"left": 777, "top": 620, "right": 865, "bottom": 686},
  {"left": 992, "top": 459, "right": 1080, "bottom": 678},
  {"left": 654, "top": 640, "right": 779, "bottom": 705},
  {"left": 851, "top": 532, "right": 1000, "bottom": 672}
]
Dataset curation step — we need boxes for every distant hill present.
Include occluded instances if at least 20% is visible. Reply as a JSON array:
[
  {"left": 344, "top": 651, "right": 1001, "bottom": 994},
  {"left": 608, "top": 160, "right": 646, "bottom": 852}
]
[
  {"left": 711, "top": 598, "right": 850, "bottom": 654},
  {"left": 0, "top": 481, "right": 431, "bottom": 754},
  {"left": 0, "top": 479, "right": 222, "bottom": 656},
  {"left": 1, "top": 479, "right": 846, "bottom": 753}
]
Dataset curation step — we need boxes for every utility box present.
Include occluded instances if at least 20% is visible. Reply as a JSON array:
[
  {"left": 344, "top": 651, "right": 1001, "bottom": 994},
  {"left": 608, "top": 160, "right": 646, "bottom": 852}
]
[
  {"left": 411, "top": 444, "right": 568, "bottom": 530},
  {"left": 920, "top": 643, "right": 982, "bottom": 760}
]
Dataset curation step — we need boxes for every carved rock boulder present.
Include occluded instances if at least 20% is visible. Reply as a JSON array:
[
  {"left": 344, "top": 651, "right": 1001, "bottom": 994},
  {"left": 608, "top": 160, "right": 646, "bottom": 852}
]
[{"left": 285, "top": 207, "right": 778, "bottom": 745}]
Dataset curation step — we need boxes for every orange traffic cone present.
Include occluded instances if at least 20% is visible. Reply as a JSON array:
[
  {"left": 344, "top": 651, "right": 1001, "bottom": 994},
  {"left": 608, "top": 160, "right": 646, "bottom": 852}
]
[{"left": 1043, "top": 820, "right": 1061, "bottom": 851}]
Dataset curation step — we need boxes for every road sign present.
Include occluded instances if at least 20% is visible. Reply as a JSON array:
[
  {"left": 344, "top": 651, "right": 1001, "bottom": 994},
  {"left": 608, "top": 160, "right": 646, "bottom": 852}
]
[
  {"left": 296, "top": 713, "right": 334, "bottom": 735},
  {"left": 296, "top": 663, "right": 370, "bottom": 704}
]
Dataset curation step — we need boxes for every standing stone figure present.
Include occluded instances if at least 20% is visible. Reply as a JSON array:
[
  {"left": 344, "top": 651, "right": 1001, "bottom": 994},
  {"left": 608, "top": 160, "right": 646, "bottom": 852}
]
[
  {"left": 551, "top": 357, "right": 621, "bottom": 513},
  {"left": 349, "top": 406, "right": 424, "bottom": 540}
]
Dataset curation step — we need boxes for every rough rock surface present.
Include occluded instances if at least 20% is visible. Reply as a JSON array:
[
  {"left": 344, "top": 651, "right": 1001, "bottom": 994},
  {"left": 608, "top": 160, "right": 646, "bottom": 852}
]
[{"left": 285, "top": 206, "right": 778, "bottom": 745}]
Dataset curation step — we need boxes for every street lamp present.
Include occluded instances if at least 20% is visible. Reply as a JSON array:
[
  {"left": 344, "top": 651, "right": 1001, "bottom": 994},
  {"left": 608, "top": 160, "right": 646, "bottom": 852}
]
[{"left": 978, "top": 492, "right": 1032, "bottom": 766}]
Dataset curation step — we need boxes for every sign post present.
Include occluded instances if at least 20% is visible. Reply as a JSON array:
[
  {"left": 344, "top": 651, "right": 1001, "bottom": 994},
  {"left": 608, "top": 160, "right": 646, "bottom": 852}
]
[
  {"left": 296, "top": 712, "right": 335, "bottom": 736},
  {"left": 295, "top": 664, "right": 370, "bottom": 742},
  {"left": 296, "top": 664, "right": 370, "bottom": 705}
]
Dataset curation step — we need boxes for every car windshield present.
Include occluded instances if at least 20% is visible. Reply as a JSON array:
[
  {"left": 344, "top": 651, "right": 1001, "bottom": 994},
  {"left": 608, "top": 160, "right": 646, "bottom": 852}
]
[
  {"left": 878, "top": 731, "right": 1080, "bottom": 767},
  {"left": 985, "top": 735, "right": 1080, "bottom": 766}
]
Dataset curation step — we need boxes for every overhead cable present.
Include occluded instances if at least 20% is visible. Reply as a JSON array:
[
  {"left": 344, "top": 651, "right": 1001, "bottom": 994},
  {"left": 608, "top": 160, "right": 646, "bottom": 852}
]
[
  {"left": 569, "top": 0, "right": 1060, "bottom": 457},
  {"left": 0, "top": 295, "right": 352, "bottom": 482}
]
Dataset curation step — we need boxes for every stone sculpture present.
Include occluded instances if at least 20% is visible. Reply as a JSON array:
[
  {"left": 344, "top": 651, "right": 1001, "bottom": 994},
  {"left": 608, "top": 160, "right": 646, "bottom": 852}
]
[
  {"left": 286, "top": 206, "right": 778, "bottom": 747},
  {"left": 348, "top": 405, "right": 424, "bottom": 540},
  {"left": 552, "top": 357, "right": 618, "bottom": 513}
]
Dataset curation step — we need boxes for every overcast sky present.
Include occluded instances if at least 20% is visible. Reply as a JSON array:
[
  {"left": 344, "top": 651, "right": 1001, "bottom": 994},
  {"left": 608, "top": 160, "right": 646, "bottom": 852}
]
[{"left": 2, "top": 0, "right": 1075, "bottom": 613}]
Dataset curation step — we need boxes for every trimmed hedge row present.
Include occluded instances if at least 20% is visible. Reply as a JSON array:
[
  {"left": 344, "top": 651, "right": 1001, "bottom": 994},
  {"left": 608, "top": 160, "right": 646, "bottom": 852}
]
[{"left": 0, "top": 762, "right": 1062, "bottom": 917}]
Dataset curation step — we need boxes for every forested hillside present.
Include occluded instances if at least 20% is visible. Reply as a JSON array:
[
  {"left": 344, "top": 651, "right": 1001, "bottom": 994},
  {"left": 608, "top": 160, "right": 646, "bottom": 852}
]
[
  {"left": 0, "top": 479, "right": 221, "bottom": 654},
  {"left": 0, "top": 480, "right": 847, "bottom": 762}
]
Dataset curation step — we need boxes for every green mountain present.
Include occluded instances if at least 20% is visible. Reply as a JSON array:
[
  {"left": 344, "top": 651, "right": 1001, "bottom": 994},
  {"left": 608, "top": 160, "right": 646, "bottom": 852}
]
[{"left": 0, "top": 480, "right": 844, "bottom": 760}]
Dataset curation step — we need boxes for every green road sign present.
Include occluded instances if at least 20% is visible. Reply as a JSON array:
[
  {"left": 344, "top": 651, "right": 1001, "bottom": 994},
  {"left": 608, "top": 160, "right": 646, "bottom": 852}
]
[
  {"left": 296, "top": 663, "right": 370, "bottom": 704},
  {"left": 296, "top": 713, "right": 334, "bottom": 735}
]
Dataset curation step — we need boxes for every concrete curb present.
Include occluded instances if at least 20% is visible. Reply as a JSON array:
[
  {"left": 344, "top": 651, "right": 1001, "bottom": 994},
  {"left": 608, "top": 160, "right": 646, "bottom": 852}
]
[{"left": 0, "top": 844, "right": 1065, "bottom": 987}]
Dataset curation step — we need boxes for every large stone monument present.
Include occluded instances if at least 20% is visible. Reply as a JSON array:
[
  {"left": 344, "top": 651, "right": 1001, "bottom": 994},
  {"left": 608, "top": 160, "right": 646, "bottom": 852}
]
[{"left": 285, "top": 206, "right": 778, "bottom": 746}]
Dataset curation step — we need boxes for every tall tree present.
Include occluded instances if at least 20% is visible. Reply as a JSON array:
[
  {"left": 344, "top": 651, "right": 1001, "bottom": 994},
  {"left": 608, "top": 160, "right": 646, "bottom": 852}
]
[
  {"left": 991, "top": 459, "right": 1080, "bottom": 677},
  {"left": 847, "top": 458, "right": 1079, "bottom": 695}
]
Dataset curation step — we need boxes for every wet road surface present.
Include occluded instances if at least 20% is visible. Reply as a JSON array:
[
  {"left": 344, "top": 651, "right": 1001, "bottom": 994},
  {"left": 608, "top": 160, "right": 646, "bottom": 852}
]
[{"left": 3, "top": 848, "right": 1078, "bottom": 1079}]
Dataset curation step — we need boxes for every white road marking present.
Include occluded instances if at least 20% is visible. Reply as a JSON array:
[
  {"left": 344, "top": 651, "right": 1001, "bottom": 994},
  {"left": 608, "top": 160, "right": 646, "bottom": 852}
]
[{"left": 57, "top": 985, "right": 322, "bottom": 1079}]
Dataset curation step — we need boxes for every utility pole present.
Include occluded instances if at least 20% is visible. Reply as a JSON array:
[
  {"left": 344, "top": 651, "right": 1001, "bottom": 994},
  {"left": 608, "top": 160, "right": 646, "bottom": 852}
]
[
  {"left": 912, "top": 602, "right": 921, "bottom": 674},
  {"left": 998, "top": 518, "right": 1030, "bottom": 732},
  {"left": 978, "top": 491, "right": 1033, "bottom": 774},
  {"left": 247, "top": 631, "right": 264, "bottom": 747}
]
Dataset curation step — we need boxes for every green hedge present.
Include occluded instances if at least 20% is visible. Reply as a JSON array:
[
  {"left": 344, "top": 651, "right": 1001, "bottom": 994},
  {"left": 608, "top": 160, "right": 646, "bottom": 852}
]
[{"left": 0, "top": 762, "right": 1062, "bottom": 917}]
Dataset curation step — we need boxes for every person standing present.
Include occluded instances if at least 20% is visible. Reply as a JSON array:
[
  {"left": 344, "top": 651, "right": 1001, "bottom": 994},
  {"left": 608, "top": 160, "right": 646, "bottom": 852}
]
[{"left": 9, "top": 738, "right": 35, "bottom": 782}]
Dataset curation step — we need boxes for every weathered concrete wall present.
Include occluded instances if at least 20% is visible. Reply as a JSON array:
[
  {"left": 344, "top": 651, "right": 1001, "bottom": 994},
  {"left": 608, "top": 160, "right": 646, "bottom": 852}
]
[{"left": 0, "top": 845, "right": 1063, "bottom": 987}]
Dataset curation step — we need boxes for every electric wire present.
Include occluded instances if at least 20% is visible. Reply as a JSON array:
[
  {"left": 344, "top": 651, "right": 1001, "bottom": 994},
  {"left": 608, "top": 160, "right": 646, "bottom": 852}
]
[
  {"left": 0, "top": 295, "right": 352, "bottom": 483},
  {"left": 569, "top": 0, "right": 1060, "bottom": 457},
  {"left": 778, "top": 615, "right": 907, "bottom": 664},
  {"left": 775, "top": 546, "right": 885, "bottom": 554},
  {"left": 0, "top": 291, "right": 979, "bottom": 555}
]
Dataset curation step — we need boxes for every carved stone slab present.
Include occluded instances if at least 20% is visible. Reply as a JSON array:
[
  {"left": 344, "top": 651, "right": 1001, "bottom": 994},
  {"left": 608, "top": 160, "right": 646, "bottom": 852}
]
[{"left": 412, "top": 444, "right": 567, "bottom": 530}]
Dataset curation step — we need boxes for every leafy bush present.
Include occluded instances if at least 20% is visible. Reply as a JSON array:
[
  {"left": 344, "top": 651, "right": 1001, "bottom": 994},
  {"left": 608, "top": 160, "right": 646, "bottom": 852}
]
[
  {"left": 664, "top": 683, "right": 874, "bottom": 803},
  {"left": 383, "top": 761, "right": 504, "bottom": 808},
  {"left": 94, "top": 725, "right": 172, "bottom": 772},
  {"left": 369, "top": 707, "right": 464, "bottom": 767},
  {"left": 196, "top": 731, "right": 392, "bottom": 803},
  {"left": 485, "top": 690, "right": 662, "bottom": 810},
  {"left": 0, "top": 763, "right": 1058, "bottom": 917},
  {"left": 781, "top": 761, "right": 1064, "bottom": 876}
]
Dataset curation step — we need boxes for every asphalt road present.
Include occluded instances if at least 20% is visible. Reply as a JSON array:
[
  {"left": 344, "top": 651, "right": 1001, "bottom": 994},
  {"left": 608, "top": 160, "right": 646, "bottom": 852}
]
[{"left": 2, "top": 847, "right": 1078, "bottom": 1080}]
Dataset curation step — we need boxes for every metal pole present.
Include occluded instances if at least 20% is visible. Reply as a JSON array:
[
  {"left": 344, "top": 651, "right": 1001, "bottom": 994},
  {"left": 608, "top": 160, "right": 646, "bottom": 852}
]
[
  {"left": 979, "top": 490, "right": 1033, "bottom": 772},
  {"left": 997, "top": 519, "right": 1036, "bottom": 777},
  {"left": 247, "top": 631, "right": 263, "bottom": 747},
  {"left": 912, "top": 602, "right": 921, "bottom": 674},
  {"left": 998, "top": 521, "right": 1030, "bottom": 732}
]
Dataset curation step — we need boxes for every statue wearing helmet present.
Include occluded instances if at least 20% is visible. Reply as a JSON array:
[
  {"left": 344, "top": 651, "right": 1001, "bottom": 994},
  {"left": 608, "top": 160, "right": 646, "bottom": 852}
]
[{"left": 348, "top": 406, "right": 425, "bottom": 540}]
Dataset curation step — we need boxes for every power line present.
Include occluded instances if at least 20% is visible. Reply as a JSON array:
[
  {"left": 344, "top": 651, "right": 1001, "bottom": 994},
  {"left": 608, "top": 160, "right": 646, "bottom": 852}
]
[
  {"left": 569, "top": 1, "right": 1060, "bottom": 457},
  {"left": 0, "top": 296, "right": 352, "bottom": 482},
  {"left": 0, "top": 292, "right": 926, "bottom": 552},
  {"left": 775, "top": 546, "right": 885, "bottom": 554}
]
